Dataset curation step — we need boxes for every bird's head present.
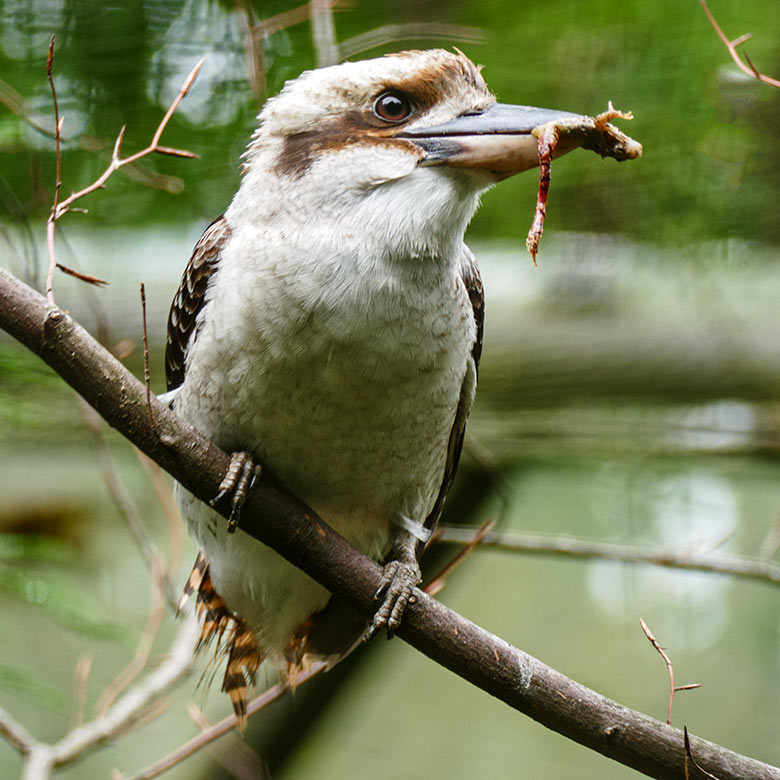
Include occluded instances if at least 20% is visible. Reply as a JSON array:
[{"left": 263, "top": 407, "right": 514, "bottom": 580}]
[{"left": 235, "top": 49, "right": 581, "bottom": 259}]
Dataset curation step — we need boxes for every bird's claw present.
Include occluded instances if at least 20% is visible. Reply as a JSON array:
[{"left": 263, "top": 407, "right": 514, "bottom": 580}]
[
  {"left": 210, "top": 451, "right": 260, "bottom": 533},
  {"left": 368, "top": 559, "right": 421, "bottom": 636}
]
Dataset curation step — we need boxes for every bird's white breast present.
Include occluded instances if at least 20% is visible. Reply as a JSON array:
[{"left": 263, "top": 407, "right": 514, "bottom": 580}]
[{"left": 175, "top": 216, "right": 475, "bottom": 653}]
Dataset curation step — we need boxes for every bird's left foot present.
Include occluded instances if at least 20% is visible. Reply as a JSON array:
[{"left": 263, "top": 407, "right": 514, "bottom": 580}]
[
  {"left": 366, "top": 558, "right": 421, "bottom": 639},
  {"left": 211, "top": 451, "right": 261, "bottom": 533}
]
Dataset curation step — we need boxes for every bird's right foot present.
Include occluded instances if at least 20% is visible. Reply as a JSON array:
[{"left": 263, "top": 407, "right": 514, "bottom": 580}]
[{"left": 211, "top": 451, "right": 261, "bottom": 533}]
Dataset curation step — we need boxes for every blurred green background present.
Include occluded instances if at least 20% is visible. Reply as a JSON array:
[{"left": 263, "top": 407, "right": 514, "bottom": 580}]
[{"left": 1, "top": 1, "right": 780, "bottom": 779}]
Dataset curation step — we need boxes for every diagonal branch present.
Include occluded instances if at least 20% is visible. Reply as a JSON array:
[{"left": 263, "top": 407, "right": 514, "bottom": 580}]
[{"left": 0, "top": 265, "right": 778, "bottom": 780}]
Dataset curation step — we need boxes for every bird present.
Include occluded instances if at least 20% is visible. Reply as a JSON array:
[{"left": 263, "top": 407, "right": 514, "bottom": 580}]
[{"left": 165, "top": 48, "right": 589, "bottom": 721}]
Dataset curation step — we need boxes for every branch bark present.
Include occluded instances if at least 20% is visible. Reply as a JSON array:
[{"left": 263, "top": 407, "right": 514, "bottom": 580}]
[{"left": 1, "top": 264, "right": 778, "bottom": 780}]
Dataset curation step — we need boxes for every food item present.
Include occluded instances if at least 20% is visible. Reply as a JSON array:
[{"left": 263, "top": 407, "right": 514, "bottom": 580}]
[{"left": 526, "top": 103, "right": 642, "bottom": 264}]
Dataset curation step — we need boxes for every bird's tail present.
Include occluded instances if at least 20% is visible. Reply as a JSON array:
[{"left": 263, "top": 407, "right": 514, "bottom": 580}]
[{"left": 181, "top": 550, "right": 264, "bottom": 731}]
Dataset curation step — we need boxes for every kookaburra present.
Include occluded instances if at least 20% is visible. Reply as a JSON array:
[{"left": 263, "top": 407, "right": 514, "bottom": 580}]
[{"left": 166, "top": 48, "right": 622, "bottom": 719}]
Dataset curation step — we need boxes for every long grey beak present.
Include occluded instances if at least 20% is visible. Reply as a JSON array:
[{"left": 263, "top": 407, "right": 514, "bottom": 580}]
[{"left": 398, "top": 102, "right": 587, "bottom": 179}]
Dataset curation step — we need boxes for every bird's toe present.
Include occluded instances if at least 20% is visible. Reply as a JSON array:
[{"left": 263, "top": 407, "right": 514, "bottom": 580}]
[
  {"left": 371, "top": 559, "right": 421, "bottom": 633},
  {"left": 211, "top": 451, "right": 261, "bottom": 532}
]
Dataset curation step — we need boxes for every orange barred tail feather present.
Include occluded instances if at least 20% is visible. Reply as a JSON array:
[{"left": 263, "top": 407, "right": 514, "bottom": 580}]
[
  {"left": 183, "top": 551, "right": 264, "bottom": 730},
  {"left": 194, "top": 566, "right": 232, "bottom": 651},
  {"left": 222, "top": 621, "right": 263, "bottom": 730},
  {"left": 177, "top": 549, "right": 208, "bottom": 612}
]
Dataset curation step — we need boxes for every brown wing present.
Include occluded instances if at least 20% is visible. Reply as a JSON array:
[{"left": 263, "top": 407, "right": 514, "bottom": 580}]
[
  {"left": 422, "top": 246, "right": 484, "bottom": 538},
  {"left": 165, "top": 216, "right": 231, "bottom": 392}
]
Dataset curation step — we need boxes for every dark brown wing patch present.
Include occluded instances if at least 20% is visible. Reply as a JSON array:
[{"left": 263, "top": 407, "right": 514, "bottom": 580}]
[
  {"left": 165, "top": 216, "right": 231, "bottom": 392},
  {"left": 422, "top": 247, "right": 484, "bottom": 538},
  {"left": 460, "top": 246, "right": 484, "bottom": 372}
]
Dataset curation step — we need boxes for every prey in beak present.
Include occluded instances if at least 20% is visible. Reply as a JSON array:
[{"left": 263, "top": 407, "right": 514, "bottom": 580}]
[{"left": 399, "top": 100, "right": 642, "bottom": 263}]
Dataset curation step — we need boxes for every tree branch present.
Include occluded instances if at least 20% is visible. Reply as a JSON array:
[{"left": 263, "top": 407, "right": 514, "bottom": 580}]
[
  {"left": 1, "top": 265, "right": 778, "bottom": 780},
  {"left": 436, "top": 527, "right": 780, "bottom": 588}
]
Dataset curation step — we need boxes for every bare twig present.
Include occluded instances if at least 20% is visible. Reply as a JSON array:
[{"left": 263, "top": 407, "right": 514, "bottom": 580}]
[
  {"left": 339, "top": 23, "right": 483, "bottom": 61},
  {"left": 44, "top": 53, "right": 203, "bottom": 303},
  {"left": 121, "top": 664, "right": 325, "bottom": 780},
  {"left": 71, "top": 654, "right": 93, "bottom": 729},
  {"left": 435, "top": 527, "right": 780, "bottom": 588},
  {"left": 133, "top": 448, "right": 184, "bottom": 589},
  {"left": 640, "top": 619, "right": 701, "bottom": 726},
  {"left": 94, "top": 555, "right": 166, "bottom": 718},
  {"left": 310, "top": 0, "right": 340, "bottom": 66},
  {"left": 685, "top": 726, "right": 723, "bottom": 780},
  {"left": 236, "top": 0, "right": 266, "bottom": 98},
  {"left": 759, "top": 511, "right": 780, "bottom": 561},
  {"left": 425, "top": 519, "right": 494, "bottom": 596},
  {"left": 0, "top": 705, "right": 36, "bottom": 756},
  {"left": 81, "top": 402, "right": 179, "bottom": 610},
  {"left": 249, "top": 0, "right": 345, "bottom": 40},
  {"left": 45, "top": 34, "right": 63, "bottom": 304},
  {"left": 700, "top": 1, "right": 780, "bottom": 89},
  {"left": 0, "top": 75, "right": 55, "bottom": 137},
  {"left": 140, "top": 283, "right": 155, "bottom": 431},
  {"left": 186, "top": 703, "right": 267, "bottom": 780},
  {"left": 55, "top": 263, "right": 108, "bottom": 287},
  {"left": 0, "top": 618, "right": 197, "bottom": 778},
  {"left": 31, "top": 616, "right": 198, "bottom": 778}
]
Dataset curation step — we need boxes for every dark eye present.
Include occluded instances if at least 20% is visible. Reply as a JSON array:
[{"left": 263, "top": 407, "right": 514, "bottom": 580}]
[{"left": 373, "top": 91, "right": 412, "bottom": 123}]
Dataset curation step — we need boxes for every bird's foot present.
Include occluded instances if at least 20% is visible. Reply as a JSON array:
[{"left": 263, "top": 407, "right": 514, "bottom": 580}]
[
  {"left": 364, "top": 558, "right": 421, "bottom": 641},
  {"left": 210, "top": 451, "right": 261, "bottom": 533}
]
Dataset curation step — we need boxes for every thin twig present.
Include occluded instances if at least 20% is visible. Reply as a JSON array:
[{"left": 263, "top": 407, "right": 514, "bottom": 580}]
[
  {"left": 425, "top": 519, "right": 494, "bottom": 597},
  {"left": 80, "top": 402, "right": 179, "bottom": 610},
  {"left": 121, "top": 664, "right": 326, "bottom": 780},
  {"left": 44, "top": 56, "right": 203, "bottom": 303},
  {"left": 45, "top": 34, "right": 63, "bottom": 304},
  {"left": 685, "top": 726, "right": 723, "bottom": 780},
  {"left": 70, "top": 654, "right": 93, "bottom": 729},
  {"left": 133, "top": 447, "right": 184, "bottom": 590},
  {"left": 435, "top": 527, "right": 780, "bottom": 588},
  {"left": 186, "top": 703, "right": 267, "bottom": 780},
  {"left": 140, "top": 283, "right": 155, "bottom": 431},
  {"left": 54, "top": 59, "right": 201, "bottom": 218},
  {"left": 94, "top": 556, "right": 166, "bottom": 718},
  {"left": 0, "top": 705, "right": 36, "bottom": 756},
  {"left": 38, "top": 616, "right": 199, "bottom": 774},
  {"left": 700, "top": 1, "right": 780, "bottom": 88},
  {"left": 759, "top": 511, "right": 780, "bottom": 561},
  {"left": 339, "top": 23, "right": 484, "bottom": 60},
  {"left": 55, "top": 263, "right": 108, "bottom": 287},
  {"left": 249, "top": 0, "right": 345, "bottom": 40},
  {"left": 236, "top": 0, "right": 266, "bottom": 98},
  {"left": 310, "top": 0, "right": 340, "bottom": 66},
  {"left": 640, "top": 618, "right": 700, "bottom": 726}
]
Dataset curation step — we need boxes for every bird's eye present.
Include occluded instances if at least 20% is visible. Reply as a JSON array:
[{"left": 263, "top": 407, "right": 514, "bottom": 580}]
[{"left": 373, "top": 91, "right": 412, "bottom": 123}]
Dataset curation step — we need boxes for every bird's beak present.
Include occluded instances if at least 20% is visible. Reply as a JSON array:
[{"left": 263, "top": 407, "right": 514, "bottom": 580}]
[{"left": 398, "top": 103, "right": 587, "bottom": 180}]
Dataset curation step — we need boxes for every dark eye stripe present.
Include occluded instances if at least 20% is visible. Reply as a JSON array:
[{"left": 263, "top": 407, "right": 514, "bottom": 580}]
[{"left": 373, "top": 91, "right": 412, "bottom": 123}]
